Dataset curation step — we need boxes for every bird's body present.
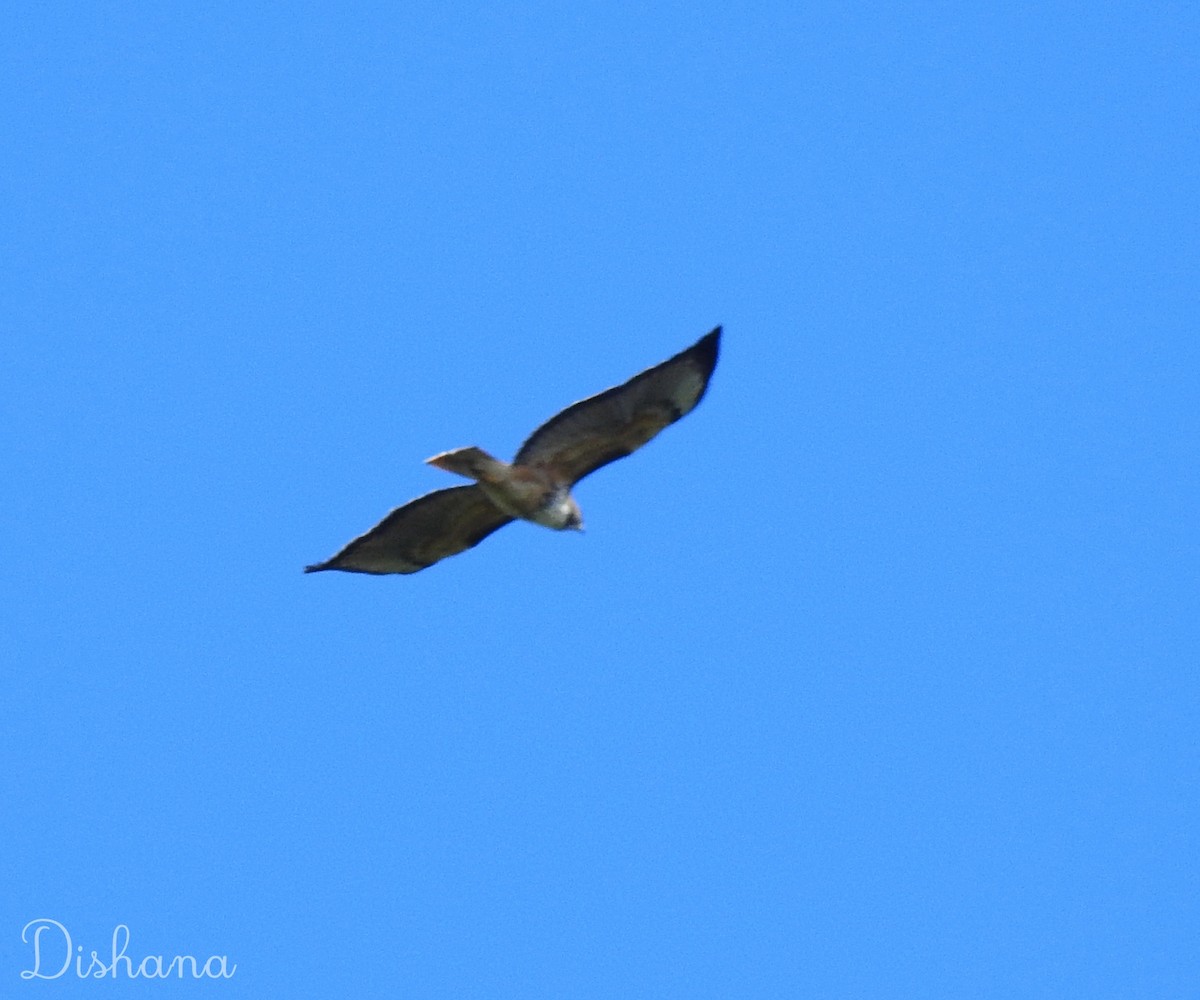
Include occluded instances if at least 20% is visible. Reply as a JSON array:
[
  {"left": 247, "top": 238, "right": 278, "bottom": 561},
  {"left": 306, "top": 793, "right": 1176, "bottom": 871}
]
[
  {"left": 426, "top": 446, "right": 582, "bottom": 529},
  {"left": 305, "top": 326, "right": 721, "bottom": 575}
]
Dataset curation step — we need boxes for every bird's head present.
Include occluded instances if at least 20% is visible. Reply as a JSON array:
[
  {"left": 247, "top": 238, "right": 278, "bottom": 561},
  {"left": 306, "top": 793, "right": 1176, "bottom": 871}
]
[{"left": 562, "top": 497, "right": 585, "bottom": 532}]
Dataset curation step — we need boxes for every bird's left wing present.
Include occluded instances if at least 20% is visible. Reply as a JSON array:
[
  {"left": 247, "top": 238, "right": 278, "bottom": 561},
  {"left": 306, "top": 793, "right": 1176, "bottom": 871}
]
[
  {"left": 305, "top": 485, "right": 514, "bottom": 575},
  {"left": 513, "top": 326, "right": 720, "bottom": 486}
]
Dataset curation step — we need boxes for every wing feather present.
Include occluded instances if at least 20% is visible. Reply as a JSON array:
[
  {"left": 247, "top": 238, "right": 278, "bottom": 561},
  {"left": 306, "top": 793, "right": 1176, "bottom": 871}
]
[
  {"left": 304, "top": 485, "right": 513, "bottom": 575},
  {"left": 513, "top": 327, "right": 721, "bottom": 485}
]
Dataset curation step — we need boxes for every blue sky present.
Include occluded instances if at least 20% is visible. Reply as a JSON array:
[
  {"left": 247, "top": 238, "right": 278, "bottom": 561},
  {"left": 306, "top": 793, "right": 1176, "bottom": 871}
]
[{"left": 2, "top": 2, "right": 1196, "bottom": 996}]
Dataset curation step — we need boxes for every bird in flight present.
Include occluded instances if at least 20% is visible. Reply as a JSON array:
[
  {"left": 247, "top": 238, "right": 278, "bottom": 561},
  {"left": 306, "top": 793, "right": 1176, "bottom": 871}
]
[{"left": 305, "top": 326, "right": 721, "bottom": 575}]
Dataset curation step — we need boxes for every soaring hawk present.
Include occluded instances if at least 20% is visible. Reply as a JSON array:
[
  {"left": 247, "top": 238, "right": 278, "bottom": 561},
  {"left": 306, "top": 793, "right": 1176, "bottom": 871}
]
[{"left": 305, "top": 326, "right": 721, "bottom": 575}]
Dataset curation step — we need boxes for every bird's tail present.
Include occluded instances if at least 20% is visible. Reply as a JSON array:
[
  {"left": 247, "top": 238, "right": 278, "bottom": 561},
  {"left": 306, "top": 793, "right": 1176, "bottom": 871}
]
[{"left": 425, "top": 446, "right": 508, "bottom": 484}]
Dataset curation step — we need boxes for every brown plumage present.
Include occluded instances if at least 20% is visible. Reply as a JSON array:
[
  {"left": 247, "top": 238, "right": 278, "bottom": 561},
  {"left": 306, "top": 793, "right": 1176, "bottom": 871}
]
[{"left": 305, "top": 326, "right": 721, "bottom": 575}]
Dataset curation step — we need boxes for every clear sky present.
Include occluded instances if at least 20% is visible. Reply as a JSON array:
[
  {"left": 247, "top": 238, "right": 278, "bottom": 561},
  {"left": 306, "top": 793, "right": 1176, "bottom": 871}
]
[{"left": 3, "top": 2, "right": 1196, "bottom": 996}]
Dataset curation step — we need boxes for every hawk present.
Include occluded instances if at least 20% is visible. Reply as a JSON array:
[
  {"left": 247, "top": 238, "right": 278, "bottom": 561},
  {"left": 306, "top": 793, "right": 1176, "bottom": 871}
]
[{"left": 305, "top": 326, "right": 721, "bottom": 575}]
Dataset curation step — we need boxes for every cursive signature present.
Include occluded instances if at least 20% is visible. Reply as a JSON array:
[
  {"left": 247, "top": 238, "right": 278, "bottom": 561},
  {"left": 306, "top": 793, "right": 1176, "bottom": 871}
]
[{"left": 20, "top": 919, "right": 236, "bottom": 980}]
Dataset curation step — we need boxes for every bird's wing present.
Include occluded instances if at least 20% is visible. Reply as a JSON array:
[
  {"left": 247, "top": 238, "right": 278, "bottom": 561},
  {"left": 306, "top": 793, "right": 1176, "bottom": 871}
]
[
  {"left": 304, "top": 485, "right": 514, "bottom": 575},
  {"left": 513, "top": 327, "right": 721, "bottom": 486}
]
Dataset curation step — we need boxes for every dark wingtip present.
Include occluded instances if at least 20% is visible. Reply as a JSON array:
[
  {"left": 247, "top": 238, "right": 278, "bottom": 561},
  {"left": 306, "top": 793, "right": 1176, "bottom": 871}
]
[
  {"left": 691, "top": 325, "right": 721, "bottom": 379},
  {"left": 303, "top": 562, "right": 330, "bottom": 574},
  {"left": 697, "top": 324, "right": 720, "bottom": 353}
]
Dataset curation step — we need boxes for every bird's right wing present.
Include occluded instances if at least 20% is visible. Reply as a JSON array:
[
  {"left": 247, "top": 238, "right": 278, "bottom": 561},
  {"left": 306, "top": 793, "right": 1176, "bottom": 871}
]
[
  {"left": 513, "top": 327, "right": 720, "bottom": 486},
  {"left": 305, "top": 485, "right": 514, "bottom": 575}
]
